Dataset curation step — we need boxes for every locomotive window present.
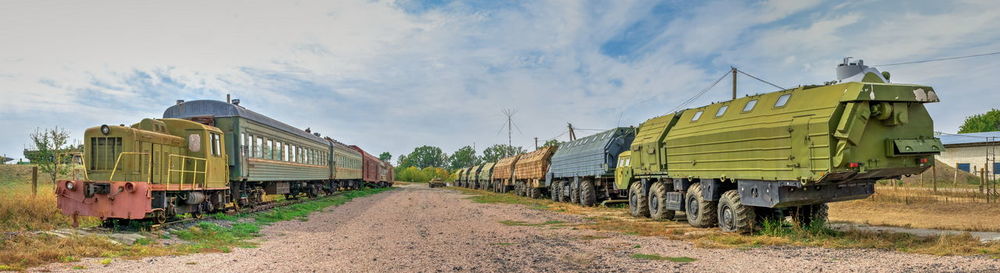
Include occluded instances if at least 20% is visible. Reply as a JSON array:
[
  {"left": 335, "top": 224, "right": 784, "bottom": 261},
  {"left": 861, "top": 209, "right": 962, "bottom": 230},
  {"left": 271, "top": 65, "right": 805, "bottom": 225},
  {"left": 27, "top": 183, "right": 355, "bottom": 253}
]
[
  {"left": 715, "top": 105, "right": 729, "bottom": 117},
  {"left": 774, "top": 94, "right": 791, "bottom": 108},
  {"left": 743, "top": 99, "right": 757, "bottom": 112},
  {"left": 211, "top": 133, "right": 221, "bottom": 156},
  {"left": 691, "top": 111, "right": 703, "bottom": 121}
]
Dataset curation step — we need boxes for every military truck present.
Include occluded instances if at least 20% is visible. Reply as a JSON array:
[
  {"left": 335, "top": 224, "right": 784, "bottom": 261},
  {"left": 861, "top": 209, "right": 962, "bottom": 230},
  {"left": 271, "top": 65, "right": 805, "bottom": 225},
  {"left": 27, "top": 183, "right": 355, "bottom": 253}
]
[
  {"left": 547, "top": 127, "right": 635, "bottom": 206},
  {"left": 616, "top": 59, "right": 942, "bottom": 232}
]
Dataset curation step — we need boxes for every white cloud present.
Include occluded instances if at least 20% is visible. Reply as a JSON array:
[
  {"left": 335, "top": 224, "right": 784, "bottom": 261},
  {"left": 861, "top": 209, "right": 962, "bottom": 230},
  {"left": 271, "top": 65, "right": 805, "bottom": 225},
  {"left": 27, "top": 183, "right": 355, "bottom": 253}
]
[{"left": 0, "top": 0, "right": 998, "bottom": 163}]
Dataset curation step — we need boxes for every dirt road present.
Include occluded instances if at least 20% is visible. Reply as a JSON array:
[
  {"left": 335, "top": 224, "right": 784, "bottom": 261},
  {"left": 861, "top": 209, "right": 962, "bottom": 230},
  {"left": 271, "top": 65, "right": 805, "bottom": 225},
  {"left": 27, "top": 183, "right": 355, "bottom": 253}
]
[{"left": 37, "top": 185, "right": 1000, "bottom": 272}]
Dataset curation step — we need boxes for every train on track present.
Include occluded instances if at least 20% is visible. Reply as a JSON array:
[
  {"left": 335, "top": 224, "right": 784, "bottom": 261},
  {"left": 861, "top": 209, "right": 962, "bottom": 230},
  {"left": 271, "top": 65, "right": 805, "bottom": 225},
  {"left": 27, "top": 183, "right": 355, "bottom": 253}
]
[
  {"left": 454, "top": 59, "right": 944, "bottom": 233},
  {"left": 56, "top": 99, "right": 393, "bottom": 225}
]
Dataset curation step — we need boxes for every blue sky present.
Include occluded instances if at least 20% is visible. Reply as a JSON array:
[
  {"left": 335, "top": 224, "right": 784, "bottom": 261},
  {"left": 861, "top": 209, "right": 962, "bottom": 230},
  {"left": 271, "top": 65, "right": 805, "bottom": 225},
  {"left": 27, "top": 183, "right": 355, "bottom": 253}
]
[{"left": 1, "top": 0, "right": 999, "bottom": 162}]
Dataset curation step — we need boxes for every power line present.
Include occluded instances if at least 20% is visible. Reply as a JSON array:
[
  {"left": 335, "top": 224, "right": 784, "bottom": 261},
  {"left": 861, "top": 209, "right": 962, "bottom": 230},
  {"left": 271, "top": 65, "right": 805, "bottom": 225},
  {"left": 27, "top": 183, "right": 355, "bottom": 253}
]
[
  {"left": 873, "top": 50, "right": 1000, "bottom": 67},
  {"left": 737, "top": 69, "right": 786, "bottom": 91},
  {"left": 670, "top": 71, "right": 730, "bottom": 113}
]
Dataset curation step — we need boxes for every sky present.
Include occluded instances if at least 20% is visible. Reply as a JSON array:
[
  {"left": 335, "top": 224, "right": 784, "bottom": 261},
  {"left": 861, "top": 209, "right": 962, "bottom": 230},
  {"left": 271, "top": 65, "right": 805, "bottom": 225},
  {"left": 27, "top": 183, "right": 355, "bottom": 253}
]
[{"left": 1, "top": 0, "right": 999, "bottom": 163}]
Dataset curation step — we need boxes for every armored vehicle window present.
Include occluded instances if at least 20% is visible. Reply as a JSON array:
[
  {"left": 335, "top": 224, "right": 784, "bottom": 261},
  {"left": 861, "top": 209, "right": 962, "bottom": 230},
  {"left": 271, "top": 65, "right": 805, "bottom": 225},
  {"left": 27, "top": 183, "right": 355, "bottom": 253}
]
[
  {"left": 775, "top": 94, "right": 791, "bottom": 108},
  {"left": 691, "top": 111, "right": 703, "bottom": 121},
  {"left": 715, "top": 105, "right": 729, "bottom": 117},
  {"left": 743, "top": 100, "right": 757, "bottom": 112}
]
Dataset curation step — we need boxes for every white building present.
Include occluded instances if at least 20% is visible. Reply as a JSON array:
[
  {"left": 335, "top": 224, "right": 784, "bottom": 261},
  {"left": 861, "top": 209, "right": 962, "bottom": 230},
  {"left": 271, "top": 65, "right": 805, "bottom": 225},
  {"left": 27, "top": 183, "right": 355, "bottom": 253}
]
[{"left": 936, "top": 131, "right": 1000, "bottom": 176}]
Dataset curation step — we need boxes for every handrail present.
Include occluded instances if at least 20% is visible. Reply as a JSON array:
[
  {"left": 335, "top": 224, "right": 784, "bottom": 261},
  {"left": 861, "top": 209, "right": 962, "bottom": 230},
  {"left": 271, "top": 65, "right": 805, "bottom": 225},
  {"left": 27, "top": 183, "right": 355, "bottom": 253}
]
[
  {"left": 166, "top": 154, "right": 208, "bottom": 190},
  {"left": 108, "top": 152, "right": 151, "bottom": 182}
]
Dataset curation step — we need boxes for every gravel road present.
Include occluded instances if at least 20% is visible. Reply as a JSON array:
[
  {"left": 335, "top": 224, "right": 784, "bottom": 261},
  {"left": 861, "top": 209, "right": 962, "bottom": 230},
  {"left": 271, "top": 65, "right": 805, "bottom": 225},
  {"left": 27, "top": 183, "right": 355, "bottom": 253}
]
[{"left": 36, "top": 185, "right": 1000, "bottom": 273}]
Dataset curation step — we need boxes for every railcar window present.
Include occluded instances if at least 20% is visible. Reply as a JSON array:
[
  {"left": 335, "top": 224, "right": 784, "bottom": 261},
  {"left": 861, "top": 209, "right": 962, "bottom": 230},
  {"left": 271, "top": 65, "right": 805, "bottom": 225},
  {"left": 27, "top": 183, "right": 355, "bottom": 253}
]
[
  {"left": 715, "top": 105, "right": 729, "bottom": 117},
  {"left": 691, "top": 111, "right": 703, "bottom": 121},
  {"left": 775, "top": 94, "right": 791, "bottom": 107},
  {"left": 255, "top": 137, "right": 263, "bottom": 158},
  {"left": 743, "top": 100, "right": 757, "bottom": 112},
  {"left": 241, "top": 133, "right": 247, "bottom": 158},
  {"left": 283, "top": 144, "right": 289, "bottom": 161},
  {"left": 265, "top": 139, "right": 273, "bottom": 160}
]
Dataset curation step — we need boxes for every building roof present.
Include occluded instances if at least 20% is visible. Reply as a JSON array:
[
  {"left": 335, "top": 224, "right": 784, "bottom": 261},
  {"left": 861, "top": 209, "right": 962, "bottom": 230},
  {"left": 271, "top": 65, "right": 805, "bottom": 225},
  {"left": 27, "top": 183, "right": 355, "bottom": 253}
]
[
  {"left": 163, "top": 100, "right": 329, "bottom": 144},
  {"left": 939, "top": 131, "right": 1000, "bottom": 146}
]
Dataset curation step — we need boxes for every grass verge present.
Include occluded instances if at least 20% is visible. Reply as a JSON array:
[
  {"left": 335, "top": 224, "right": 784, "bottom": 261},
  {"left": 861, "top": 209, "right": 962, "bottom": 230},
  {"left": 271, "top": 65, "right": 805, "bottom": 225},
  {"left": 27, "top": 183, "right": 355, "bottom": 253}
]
[
  {"left": 630, "top": 253, "right": 696, "bottom": 262},
  {"left": 452, "top": 186, "right": 1000, "bottom": 257}
]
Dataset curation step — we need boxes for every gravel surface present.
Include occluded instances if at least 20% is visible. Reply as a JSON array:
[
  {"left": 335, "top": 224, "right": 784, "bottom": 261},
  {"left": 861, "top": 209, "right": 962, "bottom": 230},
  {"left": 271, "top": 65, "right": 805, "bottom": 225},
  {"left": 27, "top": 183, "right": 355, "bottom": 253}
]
[{"left": 34, "top": 185, "right": 1000, "bottom": 272}]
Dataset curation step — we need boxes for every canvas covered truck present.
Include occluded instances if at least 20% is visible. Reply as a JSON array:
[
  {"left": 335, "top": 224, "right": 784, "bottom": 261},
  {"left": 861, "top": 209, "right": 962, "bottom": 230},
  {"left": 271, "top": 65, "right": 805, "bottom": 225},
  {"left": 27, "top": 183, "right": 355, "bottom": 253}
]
[
  {"left": 547, "top": 127, "right": 635, "bottom": 206},
  {"left": 616, "top": 59, "right": 943, "bottom": 233},
  {"left": 514, "top": 146, "right": 557, "bottom": 198},
  {"left": 477, "top": 162, "right": 495, "bottom": 190},
  {"left": 492, "top": 155, "right": 521, "bottom": 193}
]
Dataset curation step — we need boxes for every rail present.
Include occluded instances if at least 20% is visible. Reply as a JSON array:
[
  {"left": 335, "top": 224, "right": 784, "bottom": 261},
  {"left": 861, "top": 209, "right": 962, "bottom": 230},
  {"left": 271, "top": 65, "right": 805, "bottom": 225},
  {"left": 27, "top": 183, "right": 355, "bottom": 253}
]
[
  {"left": 108, "top": 152, "right": 152, "bottom": 183},
  {"left": 166, "top": 154, "right": 207, "bottom": 190}
]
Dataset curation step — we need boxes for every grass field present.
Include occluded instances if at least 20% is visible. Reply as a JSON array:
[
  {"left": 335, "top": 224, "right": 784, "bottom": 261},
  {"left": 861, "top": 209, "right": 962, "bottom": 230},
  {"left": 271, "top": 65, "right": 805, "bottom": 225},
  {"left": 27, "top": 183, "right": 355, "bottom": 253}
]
[
  {"left": 451, "top": 186, "right": 1000, "bottom": 257},
  {"left": 0, "top": 165, "right": 99, "bottom": 232}
]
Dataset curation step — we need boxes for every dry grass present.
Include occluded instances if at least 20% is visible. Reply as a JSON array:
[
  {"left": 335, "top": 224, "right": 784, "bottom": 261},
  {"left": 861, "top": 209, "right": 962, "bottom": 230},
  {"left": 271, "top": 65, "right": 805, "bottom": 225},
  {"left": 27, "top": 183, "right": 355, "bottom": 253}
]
[
  {"left": 0, "top": 165, "right": 99, "bottom": 232},
  {"left": 0, "top": 233, "right": 176, "bottom": 271},
  {"left": 830, "top": 198, "right": 1000, "bottom": 232},
  {"left": 451, "top": 186, "right": 1000, "bottom": 257}
]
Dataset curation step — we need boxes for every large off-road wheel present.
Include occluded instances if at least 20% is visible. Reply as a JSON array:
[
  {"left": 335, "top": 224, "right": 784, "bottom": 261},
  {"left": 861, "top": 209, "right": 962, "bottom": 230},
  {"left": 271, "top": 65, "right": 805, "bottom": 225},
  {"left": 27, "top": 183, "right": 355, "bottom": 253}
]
[
  {"left": 685, "top": 183, "right": 718, "bottom": 228},
  {"left": 790, "top": 203, "right": 829, "bottom": 227},
  {"left": 579, "top": 179, "right": 597, "bottom": 207},
  {"left": 648, "top": 181, "right": 675, "bottom": 220},
  {"left": 550, "top": 181, "right": 562, "bottom": 202},
  {"left": 528, "top": 186, "right": 541, "bottom": 199},
  {"left": 559, "top": 181, "right": 571, "bottom": 202},
  {"left": 628, "top": 182, "right": 650, "bottom": 217},
  {"left": 717, "top": 190, "right": 755, "bottom": 233},
  {"left": 569, "top": 181, "right": 580, "bottom": 204}
]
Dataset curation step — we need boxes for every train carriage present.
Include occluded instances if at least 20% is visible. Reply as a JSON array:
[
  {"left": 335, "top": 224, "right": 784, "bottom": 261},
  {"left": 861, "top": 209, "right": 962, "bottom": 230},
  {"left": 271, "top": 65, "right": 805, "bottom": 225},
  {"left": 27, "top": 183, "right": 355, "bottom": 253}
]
[
  {"left": 349, "top": 145, "right": 382, "bottom": 187},
  {"left": 163, "top": 100, "right": 334, "bottom": 201},
  {"left": 332, "top": 140, "right": 363, "bottom": 190}
]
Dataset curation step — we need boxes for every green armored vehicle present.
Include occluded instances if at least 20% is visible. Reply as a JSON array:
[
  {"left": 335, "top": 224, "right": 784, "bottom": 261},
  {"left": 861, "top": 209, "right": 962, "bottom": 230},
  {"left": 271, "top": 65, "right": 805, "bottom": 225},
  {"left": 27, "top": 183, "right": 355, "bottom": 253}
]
[{"left": 616, "top": 59, "right": 942, "bottom": 233}]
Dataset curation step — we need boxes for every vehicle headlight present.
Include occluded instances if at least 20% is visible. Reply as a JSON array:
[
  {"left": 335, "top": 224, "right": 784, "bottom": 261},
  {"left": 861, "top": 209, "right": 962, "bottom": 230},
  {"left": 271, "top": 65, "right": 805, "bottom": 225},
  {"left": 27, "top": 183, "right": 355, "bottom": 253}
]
[
  {"left": 66, "top": 181, "right": 76, "bottom": 191},
  {"left": 101, "top": 125, "right": 111, "bottom": 135}
]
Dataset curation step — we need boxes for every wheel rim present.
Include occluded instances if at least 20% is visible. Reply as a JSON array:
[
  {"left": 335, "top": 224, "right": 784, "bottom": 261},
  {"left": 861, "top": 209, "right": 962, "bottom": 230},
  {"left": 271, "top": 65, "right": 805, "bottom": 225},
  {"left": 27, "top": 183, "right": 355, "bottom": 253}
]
[
  {"left": 721, "top": 205, "right": 734, "bottom": 230},
  {"left": 686, "top": 196, "right": 698, "bottom": 221}
]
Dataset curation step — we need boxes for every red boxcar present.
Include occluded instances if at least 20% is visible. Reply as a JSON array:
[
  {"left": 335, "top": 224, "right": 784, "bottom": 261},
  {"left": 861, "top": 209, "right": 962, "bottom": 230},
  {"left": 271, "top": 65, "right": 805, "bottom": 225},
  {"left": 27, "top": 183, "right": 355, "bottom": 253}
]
[{"left": 349, "top": 145, "right": 381, "bottom": 186}]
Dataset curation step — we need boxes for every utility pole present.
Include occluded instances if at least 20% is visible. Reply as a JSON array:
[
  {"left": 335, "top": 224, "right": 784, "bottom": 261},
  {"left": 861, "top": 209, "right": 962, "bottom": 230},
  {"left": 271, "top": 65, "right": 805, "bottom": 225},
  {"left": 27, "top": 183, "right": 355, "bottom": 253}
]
[
  {"left": 567, "top": 123, "right": 577, "bottom": 141},
  {"left": 534, "top": 137, "right": 538, "bottom": 150},
  {"left": 731, "top": 67, "right": 738, "bottom": 100}
]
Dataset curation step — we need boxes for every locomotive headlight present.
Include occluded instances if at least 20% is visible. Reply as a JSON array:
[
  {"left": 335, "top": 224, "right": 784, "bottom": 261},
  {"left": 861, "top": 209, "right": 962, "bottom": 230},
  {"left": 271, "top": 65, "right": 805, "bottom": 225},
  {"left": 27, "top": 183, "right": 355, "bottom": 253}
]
[
  {"left": 65, "top": 181, "right": 76, "bottom": 191},
  {"left": 100, "top": 125, "right": 111, "bottom": 135}
]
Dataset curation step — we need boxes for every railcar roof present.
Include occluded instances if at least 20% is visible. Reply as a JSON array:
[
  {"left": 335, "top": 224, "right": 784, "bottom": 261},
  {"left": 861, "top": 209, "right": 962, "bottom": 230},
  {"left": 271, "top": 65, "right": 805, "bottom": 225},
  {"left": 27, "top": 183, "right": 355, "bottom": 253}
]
[{"left": 163, "top": 100, "right": 328, "bottom": 144}]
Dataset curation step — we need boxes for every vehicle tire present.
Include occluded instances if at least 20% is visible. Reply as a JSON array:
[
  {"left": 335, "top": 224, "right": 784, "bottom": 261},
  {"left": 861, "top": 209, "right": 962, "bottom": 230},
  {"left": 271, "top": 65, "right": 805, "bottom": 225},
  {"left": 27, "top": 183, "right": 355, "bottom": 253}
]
[
  {"left": 528, "top": 186, "right": 541, "bottom": 199},
  {"left": 550, "top": 181, "right": 562, "bottom": 202},
  {"left": 569, "top": 181, "right": 580, "bottom": 204},
  {"left": 648, "top": 182, "right": 675, "bottom": 221},
  {"left": 685, "top": 183, "right": 718, "bottom": 228},
  {"left": 579, "top": 179, "right": 596, "bottom": 207},
  {"left": 628, "top": 182, "right": 650, "bottom": 217},
  {"left": 717, "top": 190, "right": 755, "bottom": 233},
  {"left": 790, "top": 203, "right": 829, "bottom": 228},
  {"left": 558, "top": 181, "right": 570, "bottom": 202}
]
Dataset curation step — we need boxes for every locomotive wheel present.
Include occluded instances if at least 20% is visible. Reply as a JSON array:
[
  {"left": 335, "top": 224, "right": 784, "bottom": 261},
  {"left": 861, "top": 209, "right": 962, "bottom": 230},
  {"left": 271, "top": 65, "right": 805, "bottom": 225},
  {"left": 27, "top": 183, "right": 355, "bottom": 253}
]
[
  {"left": 717, "top": 190, "right": 755, "bottom": 233},
  {"left": 550, "top": 181, "right": 561, "bottom": 202},
  {"left": 685, "top": 183, "right": 718, "bottom": 228},
  {"left": 648, "top": 182, "right": 675, "bottom": 220},
  {"left": 628, "top": 182, "right": 650, "bottom": 217},
  {"left": 579, "top": 179, "right": 596, "bottom": 207},
  {"left": 153, "top": 210, "right": 167, "bottom": 225},
  {"left": 790, "top": 203, "right": 829, "bottom": 228}
]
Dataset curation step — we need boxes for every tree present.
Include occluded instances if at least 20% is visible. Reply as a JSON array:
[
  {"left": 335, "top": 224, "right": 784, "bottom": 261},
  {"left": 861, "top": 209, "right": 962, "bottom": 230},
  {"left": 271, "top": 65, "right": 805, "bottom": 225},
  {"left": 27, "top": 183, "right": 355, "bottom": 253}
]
[
  {"left": 396, "top": 145, "right": 448, "bottom": 169},
  {"left": 448, "top": 146, "right": 480, "bottom": 170},
  {"left": 482, "top": 144, "right": 525, "bottom": 163},
  {"left": 542, "top": 139, "right": 561, "bottom": 148},
  {"left": 27, "top": 127, "right": 73, "bottom": 184},
  {"left": 378, "top": 152, "right": 392, "bottom": 162},
  {"left": 959, "top": 109, "right": 1000, "bottom": 133}
]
